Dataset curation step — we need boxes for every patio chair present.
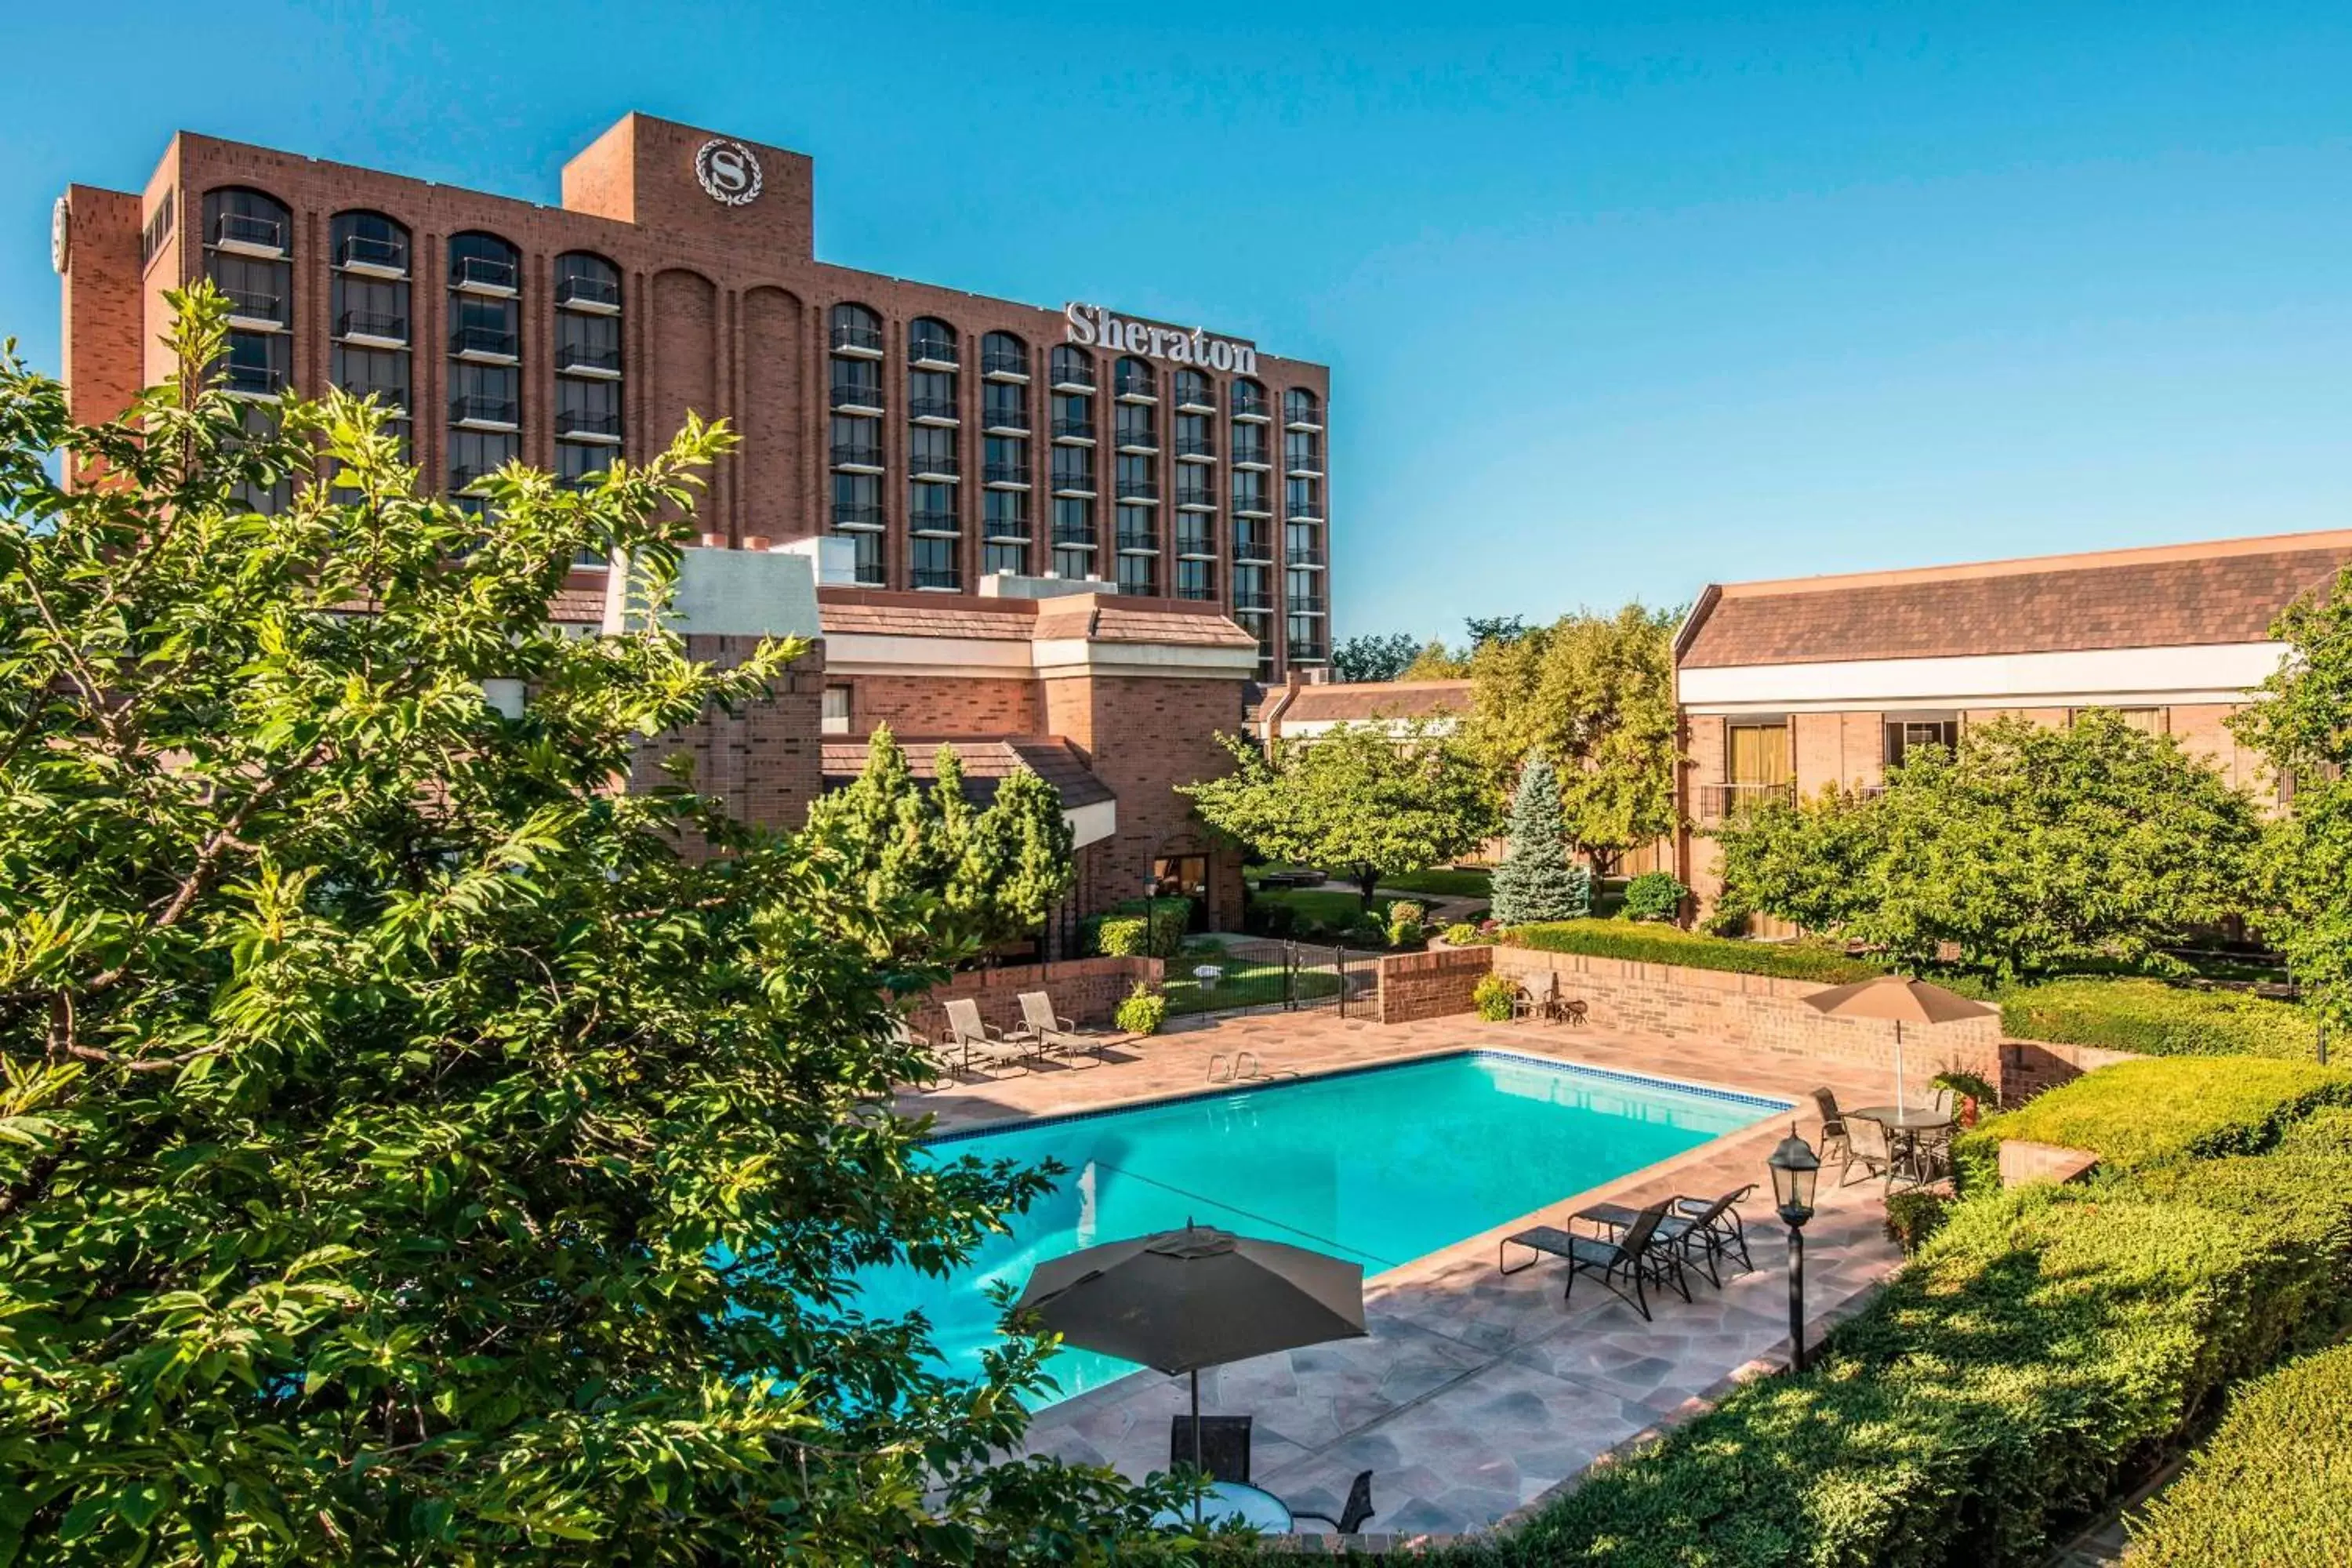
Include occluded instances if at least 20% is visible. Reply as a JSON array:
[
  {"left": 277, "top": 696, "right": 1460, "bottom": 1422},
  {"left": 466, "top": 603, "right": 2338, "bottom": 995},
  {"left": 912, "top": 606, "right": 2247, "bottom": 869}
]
[
  {"left": 1842, "top": 1112, "right": 1895, "bottom": 1189},
  {"left": 1512, "top": 974, "right": 1559, "bottom": 1022},
  {"left": 1575, "top": 1185, "right": 1756, "bottom": 1288},
  {"left": 942, "top": 998, "right": 1035, "bottom": 1076},
  {"left": 890, "top": 1017, "right": 956, "bottom": 1088},
  {"left": 1016, "top": 991, "right": 1105, "bottom": 1067},
  {"left": 1169, "top": 1415, "right": 1253, "bottom": 1484},
  {"left": 1811, "top": 1087, "right": 1854, "bottom": 1176},
  {"left": 1290, "top": 1471, "right": 1376, "bottom": 1535},
  {"left": 1498, "top": 1199, "right": 1689, "bottom": 1320}
]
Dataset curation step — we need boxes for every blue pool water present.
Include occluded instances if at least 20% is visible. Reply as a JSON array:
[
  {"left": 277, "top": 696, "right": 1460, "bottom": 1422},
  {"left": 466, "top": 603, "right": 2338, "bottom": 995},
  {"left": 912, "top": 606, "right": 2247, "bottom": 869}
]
[{"left": 856, "top": 1051, "right": 1784, "bottom": 1406}]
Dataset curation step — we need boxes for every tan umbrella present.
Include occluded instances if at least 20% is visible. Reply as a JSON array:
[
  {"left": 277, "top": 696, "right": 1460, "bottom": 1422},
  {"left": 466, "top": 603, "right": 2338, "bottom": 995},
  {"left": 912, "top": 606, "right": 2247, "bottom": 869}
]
[{"left": 1802, "top": 976, "right": 1995, "bottom": 1111}]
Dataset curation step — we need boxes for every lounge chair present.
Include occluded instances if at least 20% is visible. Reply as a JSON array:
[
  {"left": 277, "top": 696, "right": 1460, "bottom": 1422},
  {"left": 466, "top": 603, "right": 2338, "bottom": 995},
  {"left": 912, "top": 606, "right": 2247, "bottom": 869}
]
[
  {"left": 1498, "top": 1199, "right": 1689, "bottom": 1320},
  {"left": 1577, "top": 1185, "right": 1755, "bottom": 1288},
  {"left": 943, "top": 998, "right": 1035, "bottom": 1076},
  {"left": 1290, "top": 1471, "right": 1376, "bottom": 1535},
  {"left": 891, "top": 1017, "right": 957, "bottom": 1088},
  {"left": 1169, "top": 1415, "right": 1252, "bottom": 1484},
  {"left": 1812, "top": 1087, "right": 1854, "bottom": 1177},
  {"left": 1016, "top": 991, "right": 1105, "bottom": 1067}
]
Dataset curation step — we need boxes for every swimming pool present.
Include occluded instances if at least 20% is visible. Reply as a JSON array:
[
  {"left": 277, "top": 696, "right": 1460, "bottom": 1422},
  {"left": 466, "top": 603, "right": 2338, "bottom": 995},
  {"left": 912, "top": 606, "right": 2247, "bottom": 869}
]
[{"left": 858, "top": 1050, "right": 1784, "bottom": 1405}]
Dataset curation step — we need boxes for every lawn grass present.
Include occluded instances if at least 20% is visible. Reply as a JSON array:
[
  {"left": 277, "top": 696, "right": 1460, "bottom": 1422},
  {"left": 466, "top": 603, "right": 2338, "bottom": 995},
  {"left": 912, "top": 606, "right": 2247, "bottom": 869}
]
[
  {"left": 1160, "top": 953, "right": 1340, "bottom": 1016},
  {"left": 1372, "top": 867, "right": 1494, "bottom": 898},
  {"left": 1244, "top": 887, "right": 1388, "bottom": 931}
]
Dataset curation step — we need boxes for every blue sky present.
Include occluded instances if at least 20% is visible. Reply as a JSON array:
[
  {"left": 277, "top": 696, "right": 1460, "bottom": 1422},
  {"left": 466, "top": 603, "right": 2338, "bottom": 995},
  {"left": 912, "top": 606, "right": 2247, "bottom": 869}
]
[{"left": 3, "top": 2, "right": 2347, "bottom": 642}]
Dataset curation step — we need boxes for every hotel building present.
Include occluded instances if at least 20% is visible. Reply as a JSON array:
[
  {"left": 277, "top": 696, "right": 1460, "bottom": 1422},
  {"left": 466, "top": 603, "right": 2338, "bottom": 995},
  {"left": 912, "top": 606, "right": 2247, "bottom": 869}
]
[
  {"left": 1671, "top": 528, "right": 2352, "bottom": 923},
  {"left": 53, "top": 112, "right": 1321, "bottom": 927}
]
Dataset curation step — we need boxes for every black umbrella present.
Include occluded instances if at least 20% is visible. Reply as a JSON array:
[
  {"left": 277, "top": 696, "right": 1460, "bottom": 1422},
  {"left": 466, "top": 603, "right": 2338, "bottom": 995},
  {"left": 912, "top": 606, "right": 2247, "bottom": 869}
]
[{"left": 1015, "top": 1221, "right": 1368, "bottom": 1492}]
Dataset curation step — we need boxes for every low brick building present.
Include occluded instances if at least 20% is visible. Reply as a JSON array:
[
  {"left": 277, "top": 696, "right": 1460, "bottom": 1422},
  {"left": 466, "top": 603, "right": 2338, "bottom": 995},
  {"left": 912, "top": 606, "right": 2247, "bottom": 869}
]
[
  {"left": 1672, "top": 528, "right": 2352, "bottom": 918},
  {"left": 1247, "top": 676, "right": 1469, "bottom": 744}
]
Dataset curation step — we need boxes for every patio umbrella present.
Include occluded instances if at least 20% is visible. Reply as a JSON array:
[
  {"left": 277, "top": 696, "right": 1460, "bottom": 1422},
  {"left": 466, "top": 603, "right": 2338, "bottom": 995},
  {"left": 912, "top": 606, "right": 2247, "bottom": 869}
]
[
  {"left": 1801, "top": 975, "right": 1995, "bottom": 1112},
  {"left": 1015, "top": 1221, "right": 1367, "bottom": 1494}
]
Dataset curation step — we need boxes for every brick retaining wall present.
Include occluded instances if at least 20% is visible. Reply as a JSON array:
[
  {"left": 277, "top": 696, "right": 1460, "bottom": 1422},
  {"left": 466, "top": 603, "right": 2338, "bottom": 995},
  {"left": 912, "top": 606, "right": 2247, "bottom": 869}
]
[
  {"left": 905, "top": 956, "right": 1163, "bottom": 1040},
  {"left": 1376, "top": 945, "right": 1495, "bottom": 1024},
  {"left": 1998, "top": 1038, "right": 2140, "bottom": 1102},
  {"left": 1487, "top": 946, "right": 2005, "bottom": 1085}
]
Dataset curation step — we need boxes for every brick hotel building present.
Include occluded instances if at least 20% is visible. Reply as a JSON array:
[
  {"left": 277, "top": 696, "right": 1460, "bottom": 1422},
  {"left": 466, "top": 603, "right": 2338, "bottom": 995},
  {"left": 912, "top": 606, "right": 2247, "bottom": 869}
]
[{"left": 53, "top": 111, "right": 1330, "bottom": 926}]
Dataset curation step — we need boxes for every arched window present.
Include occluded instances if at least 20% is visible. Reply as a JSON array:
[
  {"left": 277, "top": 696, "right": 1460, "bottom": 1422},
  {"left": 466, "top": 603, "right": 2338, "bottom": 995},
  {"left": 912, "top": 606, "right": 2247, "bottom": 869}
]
[
  {"left": 555, "top": 251, "right": 621, "bottom": 310},
  {"left": 1114, "top": 355, "right": 1156, "bottom": 401},
  {"left": 1283, "top": 387, "right": 1321, "bottom": 426},
  {"left": 329, "top": 212, "right": 412, "bottom": 455},
  {"left": 909, "top": 316, "right": 958, "bottom": 368},
  {"left": 1225, "top": 376, "right": 1275, "bottom": 662},
  {"left": 202, "top": 187, "right": 292, "bottom": 384},
  {"left": 829, "top": 301, "right": 882, "bottom": 354},
  {"left": 446, "top": 233, "right": 522, "bottom": 504},
  {"left": 1174, "top": 368, "right": 1212, "bottom": 409},
  {"left": 982, "top": 331, "right": 1028, "bottom": 379},
  {"left": 1050, "top": 344, "right": 1094, "bottom": 390},
  {"left": 1231, "top": 376, "right": 1269, "bottom": 421},
  {"left": 980, "top": 332, "right": 1032, "bottom": 578}
]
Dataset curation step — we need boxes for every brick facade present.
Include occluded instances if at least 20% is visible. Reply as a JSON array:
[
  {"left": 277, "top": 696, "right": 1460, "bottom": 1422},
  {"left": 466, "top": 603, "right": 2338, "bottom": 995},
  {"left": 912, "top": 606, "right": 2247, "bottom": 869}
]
[
  {"left": 901, "top": 956, "right": 1163, "bottom": 1041},
  {"left": 1375, "top": 945, "right": 1494, "bottom": 1024},
  {"left": 57, "top": 111, "right": 1334, "bottom": 683}
]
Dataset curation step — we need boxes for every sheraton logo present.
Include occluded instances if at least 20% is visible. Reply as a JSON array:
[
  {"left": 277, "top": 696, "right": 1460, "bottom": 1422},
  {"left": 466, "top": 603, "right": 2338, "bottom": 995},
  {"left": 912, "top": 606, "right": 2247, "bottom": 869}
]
[
  {"left": 694, "top": 139, "right": 763, "bottom": 207},
  {"left": 1063, "top": 303, "right": 1258, "bottom": 375}
]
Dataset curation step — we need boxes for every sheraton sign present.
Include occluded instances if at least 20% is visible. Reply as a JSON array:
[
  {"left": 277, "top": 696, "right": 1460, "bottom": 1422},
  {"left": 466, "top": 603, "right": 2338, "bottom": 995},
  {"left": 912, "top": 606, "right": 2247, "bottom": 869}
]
[{"left": 1063, "top": 303, "right": 1258, "bottom": 376}]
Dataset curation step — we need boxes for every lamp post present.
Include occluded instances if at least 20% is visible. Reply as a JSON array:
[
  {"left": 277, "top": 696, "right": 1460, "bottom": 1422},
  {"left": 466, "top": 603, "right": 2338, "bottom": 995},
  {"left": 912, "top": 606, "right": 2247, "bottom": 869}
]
[{"left": 1768, "top": 1127, "right": 1822, "bottom": 1373}]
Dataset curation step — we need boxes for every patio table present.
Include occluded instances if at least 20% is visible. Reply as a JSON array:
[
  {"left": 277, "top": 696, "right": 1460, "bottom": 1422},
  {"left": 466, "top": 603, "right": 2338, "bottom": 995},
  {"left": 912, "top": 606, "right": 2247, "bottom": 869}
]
[
  {"left": 1848, "top": 1105, "right": 1955, "bottom": 1187},
  {"left": 1153, "top": 1480, "right": 1294, "bottom": 1534}
]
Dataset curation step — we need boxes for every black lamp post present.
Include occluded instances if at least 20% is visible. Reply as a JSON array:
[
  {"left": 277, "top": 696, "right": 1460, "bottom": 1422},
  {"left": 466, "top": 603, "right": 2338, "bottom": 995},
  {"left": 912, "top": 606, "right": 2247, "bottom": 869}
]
[{"left": 1768, "top": 1127, "right": 1822, "bottom": 1372}]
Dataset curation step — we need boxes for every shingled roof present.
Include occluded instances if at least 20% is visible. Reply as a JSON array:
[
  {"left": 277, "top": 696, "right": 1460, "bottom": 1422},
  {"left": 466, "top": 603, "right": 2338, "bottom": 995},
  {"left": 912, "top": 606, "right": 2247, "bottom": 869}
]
[
  {"left": 818, "top": 736, "right": 1116, "bottom": 810},
  {"left": 1251, "top": 679, "right": 1472, "bottom": 725},
  {"left": 1680, "top": 531, "right": 2352, "bottom": 670}
]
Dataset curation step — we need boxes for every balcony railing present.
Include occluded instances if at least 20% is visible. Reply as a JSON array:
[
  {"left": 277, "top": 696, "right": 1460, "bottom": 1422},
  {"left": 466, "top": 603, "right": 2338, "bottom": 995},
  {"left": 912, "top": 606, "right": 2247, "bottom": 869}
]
[
  {"left": 1287, "top": 452, "right": 1325, "bottom": 476},
  {"left": 1231, "top": 590, "right": 1274, "bottom": 611},
  {"left": 982, "top": 347, "right": 1029, "bottom": 377},
  {"left": 1178, "top": 581, "right": 1218, "bottom": 601},
  {"left": 557, "top": 342, "right": 622, "bottom": 376},
  {"left": 1175, "top": 488, "right": 1217, "bottom": 510},
  {"left": 829, "top": 383, "right": 885, "bottom": 412},
  {"left": 1287, "top": 546, "right": 1326, "bottom": 568},
  {"left": 1051, "top": 526, "right": 1097, "bottom": 548},
  {"left": 984, "top": 525, "right": 1033, "bottom": 546},
  {"left": 1053, "top": 417, "right": 1096, "bottom": 441},
  {"left": 1287, "top": 642, "right": 1330, "bottom": 665},
  {"left": 1051, "top": 474, "right": 1097, "bottom": 495},
  {"left": 830, "top": 321, "right": 884, "bottom": 354},
  {"left": 1115, "top": 478, "right": 1159, "bottom": 501},
  {"left": 831, "top": 443, "right": 885, "bottom": 468},
  {"left": 1232, "top": 499, "right": 1272, "bottom": 520},
  {"left": 1231, "top": 447, "right": 1270, "bottom": 469},
  {"left": 450, "top": 325, "right": 519, "bottom": 360},
  {"left": 451, "top": 254, "right": 517, "bottom": 293},
  {"left": 1116, "top": 529, "right": 1160, "bottom": 553},
  {"left": 1285, "top": 408, "right": 1325, "bottom": 431},
  {"left": 337, "top": 233, "right": 407, "bottom": 273},
  {"left": 909, "top": 510, "right": 960, "bottom": 536},
  {"left": 555, "top": 274, "right": 622, "bottom": 310},
  {"left": 1286, "top": 598, "right": 1326, "bottom": 616},
  {"left": 1175, "top": 436, "right": 1217, "bottom": 458},
  {"left": 1232, "top": 532, "right": 1274, "bottom": 562},
  {"left": 984, "top": 461, "right": 1029, "bottom": 485},
  {"left": 449, "top": 394, "right": 519, "bottom": 428},
  {"left": 1051, "top": 367, "right": 1098, "bottom": 393},
  {"left": 1230, "top": 391, "right": 1270, "bottom": 420},
  {"left": 912, "top": 567, "right": 962, "bottom": 590},
  {"left": 909, "top": 451, "right": 960, "bottom": 477},
  {"left": 448, "top": 463, "right": 495, "bottom": 491},
  {"left": 982, "top": 406, "right": 1029, "bottom": 433},
  {"left": 908, "top": 396, "right": 960, "bottom": 423},
  {"left": 222, "top": 362, "right": 284, "bottom": 397},
  {"left": 214, "top": 212, "right": 285, "bottom": 253},
  {"left": 831, "top": 503, "right": 885, "bottom": 531},
  {"left": 556, "top": 408, "right": 622, "bottom": 440},
  {"left": 1175, "top": 532, "right": 1215, "bottom": 557},
  {"left": 1115, "top": 369, "right": 1156, "bottom": 400},
  {"left": 908, "top": 336, "right": 959, "bottom": 367},
  {"left": 336, "top": 310, "right": 406, "bottom": 343},
  {"left": 1696, "top": 781, "right": 1797, "bottom": 824}
]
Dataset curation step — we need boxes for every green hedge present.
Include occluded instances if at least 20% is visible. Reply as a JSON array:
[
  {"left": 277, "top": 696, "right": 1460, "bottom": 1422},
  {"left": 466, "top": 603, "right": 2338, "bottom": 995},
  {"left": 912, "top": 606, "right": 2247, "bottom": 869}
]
[
  {"left": 1951, "top": 1057, "right": 2352, "bottom": 1183},
  {"left": 1998, "top": 977, "right": 2318, "bottom": 1059},
  {"left": 1502, "top": 920, "right": 1882, "bottom": 985},
  {"left": 2123, "top": 1341, "right": 2352, "bottom": 1567},
  {"left": 1504, "top": 1181, "right": 2328, "bottom": 1567},
  {"left": 2279, "top": 1105, "right": 2352, "bottom": 1157}
]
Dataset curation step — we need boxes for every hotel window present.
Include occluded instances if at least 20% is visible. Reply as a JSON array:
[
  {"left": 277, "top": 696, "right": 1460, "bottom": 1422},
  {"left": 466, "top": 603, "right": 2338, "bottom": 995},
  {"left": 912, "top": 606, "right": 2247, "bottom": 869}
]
[
  {"left": 983, "top": 487, "right": 1030, "bottom": 576},
  {"left": 1233, "top": 561, "right": 1272, "bottom": 622},
  {"left": 829, "top": 303, "right": 887, "bottom": 580},
  {"left": 983, "top": 433, "right": 1028, "bottom": 488},
  {"left": 1115, "top": 452, "right": 1157, "bottom": 503},
  {"left": 446, "top": 232, "right": 521, "bottom": 499},
  {"left": 1709, "top": 721, "right": 1792, "bottom": 822},
  {"left": 1884, "top": 715, "right": 1959, "bottom": 767},
  {"left": 1115, "top": 399, "right": 1156, "bottom": 450},
  {"left": 2070, "top": 706, "right": 2168, "bottom": 735},
  {"left": 1051, "top": 495, "right": 1096, "bottom": 580},
  {"left": 1116, "top": 502, "right": 1159, "bottom": 559},
  {"left": 1117, "top": 551, "right": 1159, "bottom": 596},
  {"left": 910, "top": 535, "right": 959, "bottom": 591},
  {"left": 1115, "top": 354, "right": 1156, "bottom": 402},
  {"left": 982, "top": 329, "right": 1029, "bottom": 379},
  {"left": 205, "top": 189, "right": 293, "bottom": 500},
  {"left": 1232, "top": 468, "right": 1269, "bottom": 517},
  {"left": 909, "top": 316, "right": 959, "bottom": 368},
  {"left": 906, "top": 318, "right": 960, "bottom": 579},
  {"left": 1176, "top": 557, "right": 1216, "bottom": 602},
  {"left": 982, "top": 376, "right": 1026, "bottom": 434},
  {"left": 553, "top": 253, "right": 622, "bottom": 503},
  {"left": 330, "top": 211, "right": 410, "bottom": 453},
  {"left": 1051, "top": 443, "right": 1095, "bottom": 494},
  {"left": 822, "top": 685, "right": 853, "bottom": 735}
]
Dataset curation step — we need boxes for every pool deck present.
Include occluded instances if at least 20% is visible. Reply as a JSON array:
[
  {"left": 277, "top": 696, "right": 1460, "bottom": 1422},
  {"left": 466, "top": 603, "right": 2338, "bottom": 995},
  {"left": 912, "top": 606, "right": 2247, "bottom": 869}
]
[{"left": 898, "top": 1011, "right": 1911, "bottom": 1545}]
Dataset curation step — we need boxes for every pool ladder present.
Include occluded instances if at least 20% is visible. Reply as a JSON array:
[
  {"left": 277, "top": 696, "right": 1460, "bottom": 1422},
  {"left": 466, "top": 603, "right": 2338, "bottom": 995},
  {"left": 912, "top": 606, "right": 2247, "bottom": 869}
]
[{"left": 1205, "top": 1051, "right": 1298, "bottom": 1085}]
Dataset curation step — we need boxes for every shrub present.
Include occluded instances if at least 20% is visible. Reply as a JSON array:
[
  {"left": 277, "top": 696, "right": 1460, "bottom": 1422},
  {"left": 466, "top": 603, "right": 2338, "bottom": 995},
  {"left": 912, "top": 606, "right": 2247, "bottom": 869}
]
[
  {"left": 1620, "top": 871, "right": 1689, "bottom": 924},
  {"left": 1115, "top": 984, "right": 1167, "bottom": 1036},
  {"left": 2279, "top": 1105, "right": 2352, "bottom": 1157},
  {"left": 1386, "top": 899, "right": 1428, "bottom": 948},
  {"left": 2124, "top": 1341, "right": 2352, "bottom": 1567},
  {"left": 2124, "top": 1153, "right": 2352, "bottom": 1350},
  {"left": 1513, "top": 1183, "right": 2323, "bottom": 1566},
  {"left": 1952, "top": 1057, "right": 2352, "bottom": 1184},
  {"left": 1999, "top": 977, "right": 2318, "bottom": 1059},
  {"left": 1094, "top": 916, "right": 1149, "bottom": 957},
  {"left": 1505, "top": 920, "right": 1883, "bottom": 985},
  {"left": 1882, "top": 1187, "right": 1952, "bottom": 1254},
  {"left": 1345, "top": 916, "right": 1389, "bottom": 951},
  {"left": 1441, "top": 921, "right": 1492, "bottom": 947},
  {"left": 1472, "top": 972, "right": 1516, "bottom": 1022}
]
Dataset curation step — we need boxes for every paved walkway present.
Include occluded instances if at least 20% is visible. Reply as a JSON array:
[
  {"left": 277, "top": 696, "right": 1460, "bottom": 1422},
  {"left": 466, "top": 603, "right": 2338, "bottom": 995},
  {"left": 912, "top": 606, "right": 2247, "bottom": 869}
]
[{"left": 900, "top": 1013, "right": 1913, "bottom": 1542}]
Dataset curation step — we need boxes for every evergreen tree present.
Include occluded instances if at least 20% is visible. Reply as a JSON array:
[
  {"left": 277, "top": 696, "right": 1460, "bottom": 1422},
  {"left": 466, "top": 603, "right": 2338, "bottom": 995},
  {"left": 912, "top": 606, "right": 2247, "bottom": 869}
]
[{"left": 1491, "top": 754, "right": 1592, "bottom": 924}]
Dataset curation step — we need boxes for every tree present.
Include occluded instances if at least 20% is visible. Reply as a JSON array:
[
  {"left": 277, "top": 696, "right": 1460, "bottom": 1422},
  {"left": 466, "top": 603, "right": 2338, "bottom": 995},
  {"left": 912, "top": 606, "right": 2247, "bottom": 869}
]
[
  {"left": 2231, "top": 567, "right": 2352, "bottom": 1036},
  {"left": 802, "top": 727, "right": 1075, "bottom": 963},
  {"left": 1490, "top": 756, "right": 1592, "bottom": 924},
  {"left": 1463, "top": 615, "right": 1529, "bottom": 649},
  {"left": 1462, "top": 604, "right": 1680, "bottom": 874},
  {"left": 1178, "top": 722, "right": 1497, "bottom": 908},
  {"left": 0, "top": 289, "right": 1170, "bottom": 1563},
  {"left": 1397, "top": 640, "right": 1471, "bottom": 681},
  {"left": 1328, "top": 631, "right": 1419, "bottom": 684},
  {"left": 1715, "top": 713, "right": 2260, "bottom": 978}
]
